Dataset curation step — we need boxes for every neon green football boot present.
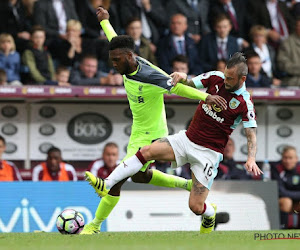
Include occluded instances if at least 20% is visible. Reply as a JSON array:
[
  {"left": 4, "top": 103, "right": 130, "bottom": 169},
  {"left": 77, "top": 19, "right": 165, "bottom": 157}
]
[
  {"left": 200, "top": 203, "right": 217, "bottom": 234},
  {"left": 85, "top": 171, "right": 109, "bottom": 197},
  {"left": 80, "top": 222, "right": 100, "bottom": 235}
]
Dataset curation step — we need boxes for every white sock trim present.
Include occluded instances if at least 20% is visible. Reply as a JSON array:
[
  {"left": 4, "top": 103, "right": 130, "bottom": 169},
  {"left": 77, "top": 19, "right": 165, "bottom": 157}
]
[{"left": 203, "top": 203, "right": 215, "bottom": 217}]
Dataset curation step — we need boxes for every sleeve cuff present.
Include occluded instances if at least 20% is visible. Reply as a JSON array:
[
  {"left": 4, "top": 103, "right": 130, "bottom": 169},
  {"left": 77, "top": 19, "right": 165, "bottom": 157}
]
[
  {"left": 191, "top": 75, "right": 204, "bottom": 89},
  {"left": 243, "top": 120, "right": 257, "bottom": 128}
]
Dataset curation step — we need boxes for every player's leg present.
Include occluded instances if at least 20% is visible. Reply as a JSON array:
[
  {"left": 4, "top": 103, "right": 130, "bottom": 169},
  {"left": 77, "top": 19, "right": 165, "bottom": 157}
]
[
  {"left": 129, "top": 133, "right": 193, "bottom": 191},
  {"left": 131, "top": 167, "right": 192, "bottom": 191},
  {"left": 104, "top": 137, "right": 186, "bottom": 189},
  {"left": 82, "top": 140, "right": 152, "bottom": 234},
  {"left": 81, "top": 178, "right": 127, "bottom": 234},
  {"left": 188, "top": 172, "right": 217, "bottom": 234},
  {"left": 88, "top": 137, "right": 182, "bottom": 194}
]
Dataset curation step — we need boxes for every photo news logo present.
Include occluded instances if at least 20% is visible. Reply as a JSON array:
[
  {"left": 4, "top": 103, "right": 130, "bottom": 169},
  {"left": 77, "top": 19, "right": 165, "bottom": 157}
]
[{"left": 254, "top": 232, "right": 300, "bottom": 240}]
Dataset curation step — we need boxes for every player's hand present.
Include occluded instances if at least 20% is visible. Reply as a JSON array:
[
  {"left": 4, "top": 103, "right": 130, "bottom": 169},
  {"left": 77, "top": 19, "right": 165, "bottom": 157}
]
[
  {"left": 96, "top": 7, "right": 110, "bottom": 22},
  {"left": 205, "top": 95, "right": 227, "bottom": 111},
  {"left": 244, "top": 158, "right": 263, "bottom": 176},
  {"left": 170, "top": 72, "right": 187, "bottom": 86}
]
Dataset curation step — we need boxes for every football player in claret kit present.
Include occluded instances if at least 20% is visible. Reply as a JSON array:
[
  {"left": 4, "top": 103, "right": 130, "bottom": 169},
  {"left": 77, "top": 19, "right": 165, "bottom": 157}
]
[
  {"left": 86, "top": 51, "right": 263, "bottom": 234},
  {"left": 81, "top": 7, "right": 227, "bottom": 234}
]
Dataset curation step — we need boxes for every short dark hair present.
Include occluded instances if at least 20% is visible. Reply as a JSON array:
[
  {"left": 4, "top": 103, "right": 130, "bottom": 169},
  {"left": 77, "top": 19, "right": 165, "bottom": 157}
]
[
  {"left": 56, "top": 66, "right": 69, "bottom": 75},
  {"left": 172, "top": 55, "right": 189, "bottom": 66},
  {"left": 80, "top": 54, "right": 98, "bottom": 63},
  {"left": 47, "top": 146, "right": 61, "bottom": 155},
  {"left": 282, "top": 145, "right": 297, "bottom": 156},
  {"left": 125, "top": 17, "right": 142, "bottom": 29},
  {"left": 104, "top": 142, "right": 118, "bottom": 150},
  {"left": 227, "top": 52, "right": 248, "bottom": 77},
  {"left": 245, "top": 50, "right": 260, "bottom": 61},
  {"left": 109, "top": 35, "right": 135, "bottom": 52},
  {"left": 31, "top": 25, "right": 45, "bottom": 35},
  {"left": 0, "top": 135, "right": 6, "bottom": 145},
  {"left": 214, "top": 14, "right": 231, "bottom": 27}
]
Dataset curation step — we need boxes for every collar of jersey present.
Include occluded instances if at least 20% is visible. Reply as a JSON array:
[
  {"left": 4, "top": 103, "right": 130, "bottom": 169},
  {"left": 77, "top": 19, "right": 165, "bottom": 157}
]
[
  {"left": 232, "top": 82, "right": 246, "bottom": 95},
  {"left": 128, "top": 64, "right": 140, "bottom": 76}
]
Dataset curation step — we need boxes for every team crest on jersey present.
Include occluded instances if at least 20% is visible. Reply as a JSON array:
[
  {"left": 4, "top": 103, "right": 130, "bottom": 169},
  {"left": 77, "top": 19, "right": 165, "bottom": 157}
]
[
  {"left": 138, "top": 85, "right": 143, "bottom": 92},
  {"left": 229, "top": 98, "right": 240, "bottom": 109},
  {"left": 292, "top": 175, "right": 300, "bottom": 185}
]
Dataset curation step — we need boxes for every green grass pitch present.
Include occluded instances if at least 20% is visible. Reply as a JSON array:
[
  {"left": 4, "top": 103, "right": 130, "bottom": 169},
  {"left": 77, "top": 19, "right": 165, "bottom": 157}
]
[{"left": 1, "top": 231, "right": 300, "bottom": 250}]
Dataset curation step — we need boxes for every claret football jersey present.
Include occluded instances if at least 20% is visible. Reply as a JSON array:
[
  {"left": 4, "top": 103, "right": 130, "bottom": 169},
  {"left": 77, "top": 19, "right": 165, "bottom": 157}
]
[{"left": 186, "top": 71, "right": 257, "bottom": 154}]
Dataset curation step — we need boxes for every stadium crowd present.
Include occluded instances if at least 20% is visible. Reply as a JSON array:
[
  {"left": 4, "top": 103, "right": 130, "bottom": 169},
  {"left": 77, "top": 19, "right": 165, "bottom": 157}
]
[{"left": 0, "top": 0, "right": 300, "bottom": 87}]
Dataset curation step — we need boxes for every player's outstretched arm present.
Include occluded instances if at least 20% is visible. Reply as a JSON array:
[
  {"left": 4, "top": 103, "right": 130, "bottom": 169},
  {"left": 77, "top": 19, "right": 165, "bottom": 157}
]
[
  {"left": 171, "top": 83, "right": 227, "bottom": 110},
  {"left": 244, "top": 127, "right": 263, "bottom": 176},
  {"left": 96, "top": 7, "right": 117, "bottom": 41},
  {"left": 170, "top": 72, "right": 196, "bottom": 88}
]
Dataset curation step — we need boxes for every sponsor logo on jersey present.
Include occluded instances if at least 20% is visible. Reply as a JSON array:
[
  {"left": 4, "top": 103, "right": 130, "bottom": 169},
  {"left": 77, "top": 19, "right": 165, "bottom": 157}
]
[
  {"left": 138, "top": 85, "right": 143, "bottom": 92},
  {"left": 202, "top": 104, "right": 224, "bottom": 123},
  {"left": 229, "top": 98, "right": 240, "bottom": 109}
]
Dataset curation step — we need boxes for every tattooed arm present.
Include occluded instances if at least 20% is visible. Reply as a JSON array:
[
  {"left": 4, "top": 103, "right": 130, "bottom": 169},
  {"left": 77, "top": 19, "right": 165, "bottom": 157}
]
[{"left": 244, "top": 127, "right": 263, "bottom": 176}]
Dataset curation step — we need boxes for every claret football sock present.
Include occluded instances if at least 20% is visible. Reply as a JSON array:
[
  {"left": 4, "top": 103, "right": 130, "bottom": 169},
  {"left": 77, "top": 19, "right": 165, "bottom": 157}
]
[
  {"left": 149, "top": 169, "right": 191, "bottom": 191},
  {"left": 93, "top": 195, "right": 120, "bottom": 228}
]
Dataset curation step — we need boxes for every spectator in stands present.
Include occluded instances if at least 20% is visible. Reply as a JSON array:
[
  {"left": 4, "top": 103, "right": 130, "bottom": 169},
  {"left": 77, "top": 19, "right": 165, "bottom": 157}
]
[
  {"left": 248, "top": 0, "right": 295, "bottom": 48},
  {"left": 171, "top": 55, "right": 196, "bottom": 79},
  {"left": 33, "top": 0, "right": 78, "bottom": 41},
  {"left": 32, "top": 147, "right": 77, "bottom": 181},
  {"left": 70, "top": 54, "right": 123, "bottom": 86},
  {"left": 21, "top": 0, "right": 36, "bottom": 27},
  {"left": 287, "top": 0, "right": 300, "bottom": 17},
  {"left": 216, "top": 59, "right": 226, "bottom": 73},
  {"left": 0, "top": 33, "right": 22, "bottom": 85},
  {"left": 0, "top": 135, "right": 22, "bottom": 181},
  {"left": 87, "top": 142, "right": 119, "bottom": 179},
  {"left": 166, "top": 0, "right": 211, "bottom": 44},
  {"left": 44, "top": 66, "right": 71, "bottom": 86},
  {"left": 199, "top": 14, "right": 239, "bottom": 72},
  {"left": 0, "top": 70, "right": 7, "bottom": 86},
  {"left": 209, "top": 0, "right": 252, "bottom": 40},
  {"left": 157, "top": 13, "right": 202, "bottom": 75},
  {"left": 0, "top": 69, "right": 22, "bottom": 86},
  {"left": 172, "top": 55, "right": 189, "bottom": 74},
  {"left": 245, "top": 51, "right": 272, "bottom": 88},
  {"left": 0, "top": 0, "right": 33, "bottom": 53},
  {"left": 277, "top": 17, "right": 300, "bottom": 86},
  {"left": 272, "top": 146, "right": 300, "bottom": 229},
  {"left": 216, "top": 138, "right": 250, "bottom": 180},
  {"left": 22, "top": 26, "right": 55, "bottom": 84},
  {"left": 246, "top": 25, "right": 280, "bottom": 84},
  {"left": 120, "top": 0, "right": 168, "bottom": 45},
  {"left": 126, "top": 17, "right": 157, "bottom": 65},
  {"left": 56, "top": 20, "right": 105, "bottom": 67},
  {"left": 76, "top": 0, "right": 121, "bottom": 39}
]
